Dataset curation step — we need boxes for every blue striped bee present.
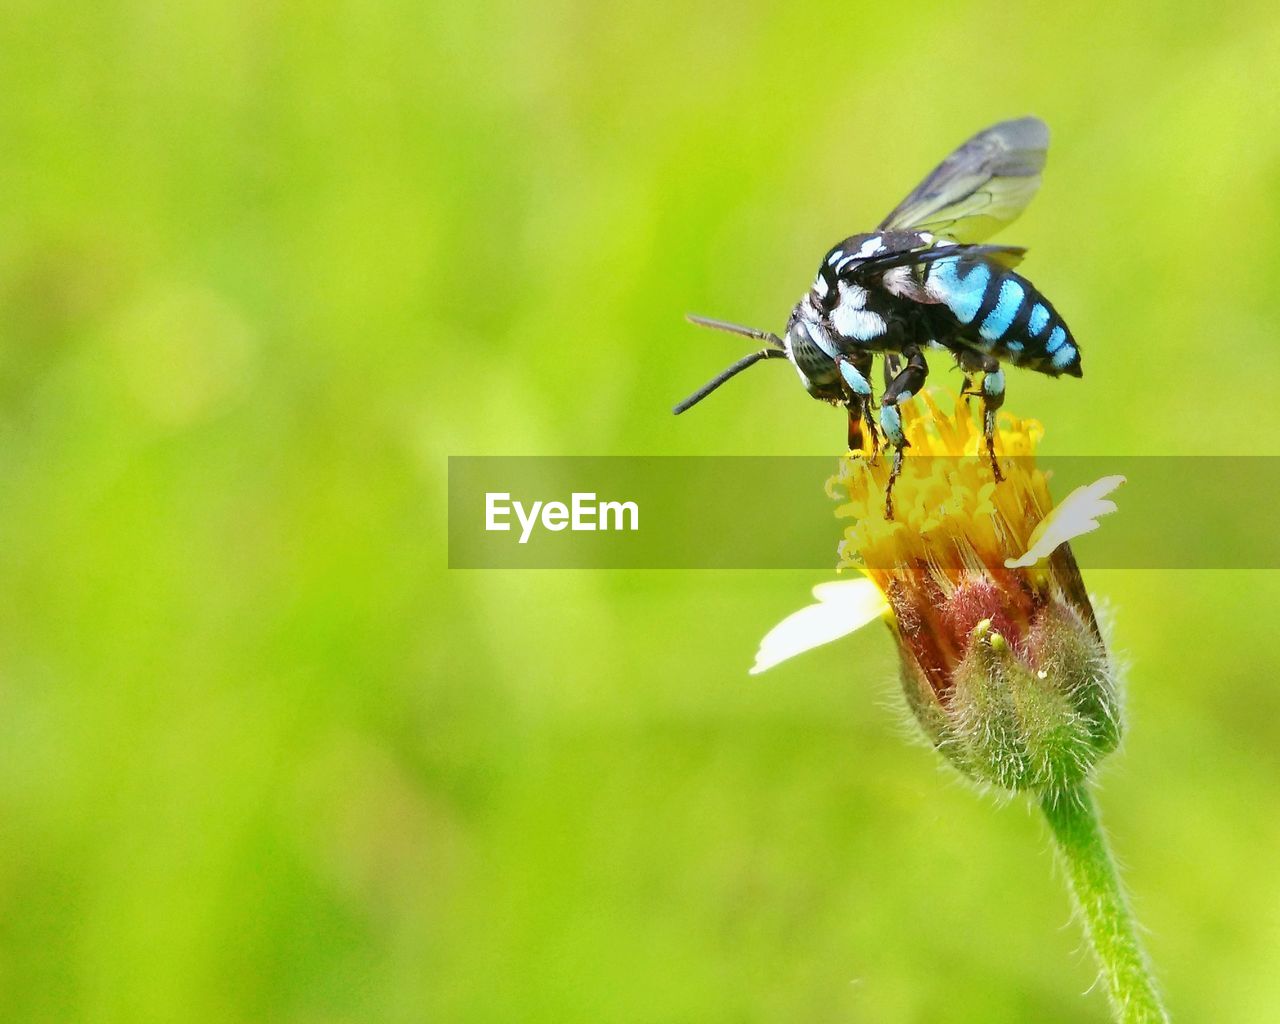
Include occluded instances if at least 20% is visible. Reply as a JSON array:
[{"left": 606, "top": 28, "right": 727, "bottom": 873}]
[{"left": 674, "top": 117, "right": 1080, "bottom": 515}]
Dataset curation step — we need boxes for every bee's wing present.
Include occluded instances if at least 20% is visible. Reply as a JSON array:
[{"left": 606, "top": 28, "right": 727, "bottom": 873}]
[
  {"left": 877, "top": 117, "right": 1049, "bottom": 243},
  {"left": 844, "top": 243, "right": 1027, "bottom": 280}
]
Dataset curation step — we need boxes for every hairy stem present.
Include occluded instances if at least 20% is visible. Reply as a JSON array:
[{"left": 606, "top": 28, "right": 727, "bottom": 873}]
[{"left": 1039, "top": 784, "right": 1169, "bottom": 1023}]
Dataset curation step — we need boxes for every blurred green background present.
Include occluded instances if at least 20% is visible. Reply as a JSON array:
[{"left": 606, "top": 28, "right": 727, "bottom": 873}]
[{"left": 1, "top": 1, "right": 1278, "bottom": 1020}]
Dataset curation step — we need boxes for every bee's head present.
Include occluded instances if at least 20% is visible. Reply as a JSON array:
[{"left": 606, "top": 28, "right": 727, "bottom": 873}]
[{"left": 672, "top": 315, "right": 788, "bottom": 415}]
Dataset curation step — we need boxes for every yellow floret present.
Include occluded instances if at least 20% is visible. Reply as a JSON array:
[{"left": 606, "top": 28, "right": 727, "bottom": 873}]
[{"left": 828, "top": 390, "right": 1055, "bottom": 591}]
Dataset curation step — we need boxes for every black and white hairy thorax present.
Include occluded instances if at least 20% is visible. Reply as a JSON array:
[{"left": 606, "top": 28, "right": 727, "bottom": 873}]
[{"left": 783, "top": 230, "right": 952, "bottom": 397}]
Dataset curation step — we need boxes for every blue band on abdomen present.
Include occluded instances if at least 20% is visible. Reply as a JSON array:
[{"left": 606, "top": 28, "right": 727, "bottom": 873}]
[
  {"left": 980, "top": 279, "right": 1025, "bottom": 342},
  {"left": 1028, "top": 303, "right": 1050, "bottom": 337},
  {"left": 928, "top": 257, "right": 990, "bottom": 325},
  {"left": 1051, "top": 343, "right": 1078, "bottom": 370}
]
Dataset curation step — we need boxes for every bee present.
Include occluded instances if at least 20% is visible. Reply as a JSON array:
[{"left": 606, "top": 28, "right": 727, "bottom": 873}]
[{"left": 674, "top": 117, "right": 1080, "bottom": 516}]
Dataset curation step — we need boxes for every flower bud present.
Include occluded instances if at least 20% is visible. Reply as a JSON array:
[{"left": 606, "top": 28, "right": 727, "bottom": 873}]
[{"left": 913, "top": 592, "right": 1121, "bottom": 793}]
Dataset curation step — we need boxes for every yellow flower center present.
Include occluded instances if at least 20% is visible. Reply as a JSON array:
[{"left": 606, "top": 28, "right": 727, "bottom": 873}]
[{"left": 828, "top": 390, "right": 1053, "bottom": 590}]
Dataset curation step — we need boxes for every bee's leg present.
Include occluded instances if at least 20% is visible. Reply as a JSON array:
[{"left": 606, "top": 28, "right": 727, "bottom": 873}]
[
  {"left": 955, "top": 348, "right": 986, "bottom": 404},
  {"left": 846, "top": 405, "right": 864, "bottom": 453},
  {"left": 953, "top": 349, "right": 1006, "bottom": 480},
  {"left": 836, "top": 353, "right": 878, "bottom": 456},
  {"left": 882, "top": 353, "right": 903, "bottom": 391},
  {"left": 979, "top": 358, "right": 1006, "bottom": 482},
  {"left": 879, "top": 345, "right": 929, "bottom": 518}
]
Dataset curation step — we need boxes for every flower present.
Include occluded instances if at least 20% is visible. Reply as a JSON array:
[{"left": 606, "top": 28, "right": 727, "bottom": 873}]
[{"left": 753, "top": 390, "right": 1125, "bottom": 795}]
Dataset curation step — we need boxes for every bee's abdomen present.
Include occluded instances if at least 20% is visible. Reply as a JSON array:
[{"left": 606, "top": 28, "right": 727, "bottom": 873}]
[{"left": 926, "top": 255, "right": 1082, "bottom": 377}]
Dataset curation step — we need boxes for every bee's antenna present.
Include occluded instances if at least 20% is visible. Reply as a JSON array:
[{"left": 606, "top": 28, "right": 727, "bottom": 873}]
[
  {"left": 685, "top": 313, "right": 785, "bottom": 350},
  {"left": 672, "top": 348, "right": 788, "bottom": 415}
]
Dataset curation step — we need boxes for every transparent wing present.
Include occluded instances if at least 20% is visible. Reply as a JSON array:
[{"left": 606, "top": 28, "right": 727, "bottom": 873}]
[{"left": 878, "top": 117, "right": 1049, "bottom": 243}]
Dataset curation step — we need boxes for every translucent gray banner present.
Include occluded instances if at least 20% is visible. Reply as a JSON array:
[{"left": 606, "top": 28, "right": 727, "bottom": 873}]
[{"left": 447, "top": 456, "right": 1276, "bottom": 569}]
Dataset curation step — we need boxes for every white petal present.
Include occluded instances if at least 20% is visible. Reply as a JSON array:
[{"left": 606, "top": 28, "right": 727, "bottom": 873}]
[
  {"left": 750, "top": 578, "right": 888, "bottom": 675},
  {"left": 1005, "top": 475, "right": 1125, "bottom": 569},
  {"left": 810, "top": 579, "right": 882, "bottom": 603}
]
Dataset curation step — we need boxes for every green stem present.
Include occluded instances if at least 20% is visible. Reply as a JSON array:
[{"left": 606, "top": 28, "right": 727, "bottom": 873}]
[{"left": 1038, "top": 784, "right": 1169, "bottom": 1023}]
